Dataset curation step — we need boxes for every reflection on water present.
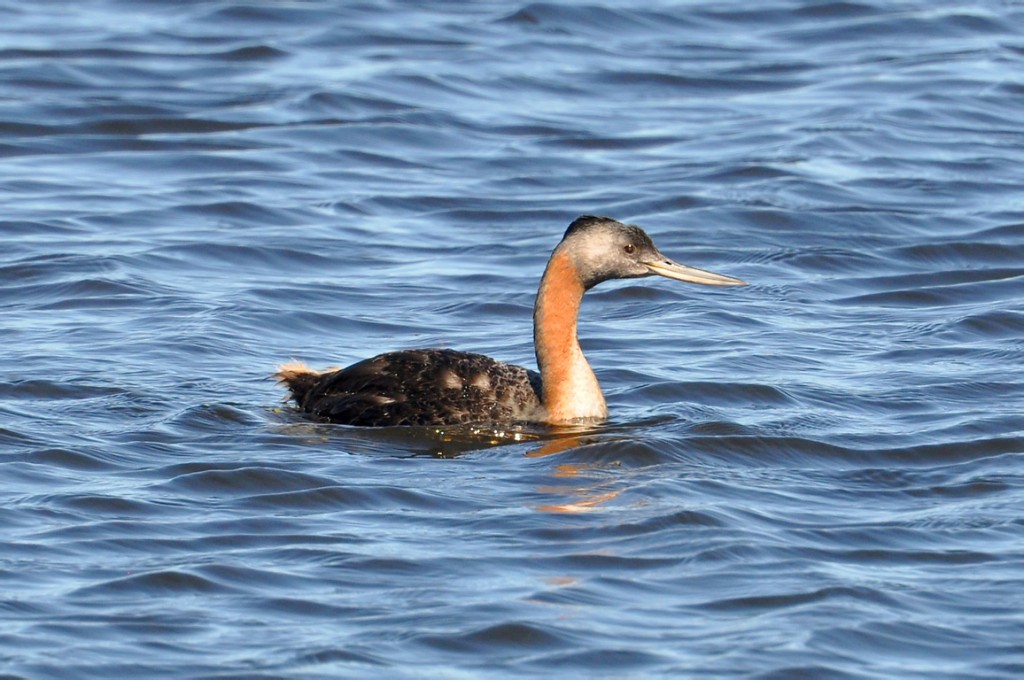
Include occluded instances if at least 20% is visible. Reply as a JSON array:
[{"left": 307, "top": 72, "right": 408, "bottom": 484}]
[
  {"left": 536, "top": 484, "right": 624, "bottom": 515},
  {"left": 528, "top": 430, "right": 625, "bottom": 513}
]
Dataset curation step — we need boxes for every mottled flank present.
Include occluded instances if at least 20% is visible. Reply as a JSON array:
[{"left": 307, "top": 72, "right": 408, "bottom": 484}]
[{"left": 278, "top": 349, "right": 544, "bottom": 426}]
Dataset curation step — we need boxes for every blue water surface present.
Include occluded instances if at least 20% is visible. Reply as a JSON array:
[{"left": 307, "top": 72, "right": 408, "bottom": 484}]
[{"left": 2, "top": 1, "right": 1024, "bottom": 677}]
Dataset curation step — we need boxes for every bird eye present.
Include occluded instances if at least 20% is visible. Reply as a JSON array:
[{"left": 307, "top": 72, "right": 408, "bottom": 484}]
[{"left": 624, "top": 244, "right": 635, "bottom": 254}]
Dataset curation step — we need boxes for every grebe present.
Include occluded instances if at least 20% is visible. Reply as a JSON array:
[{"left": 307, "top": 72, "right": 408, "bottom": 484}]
[{"left": 276, "top": 215, "right": 745, "bottom": 427}]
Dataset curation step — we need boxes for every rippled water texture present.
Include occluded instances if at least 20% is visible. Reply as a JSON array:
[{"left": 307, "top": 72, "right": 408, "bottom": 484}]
[{"left": 2, "top": 1, "right": 1024, "bottom": 677}]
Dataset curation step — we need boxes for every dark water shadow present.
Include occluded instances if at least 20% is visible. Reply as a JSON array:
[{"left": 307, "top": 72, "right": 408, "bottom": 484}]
[{"left": 269, "top": 406, "right": 677, "bottom": 459}]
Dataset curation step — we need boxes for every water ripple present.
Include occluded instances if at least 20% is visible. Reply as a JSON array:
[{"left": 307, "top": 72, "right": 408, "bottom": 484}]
[{"left": 1, "top": 0, "right": 1024, "bottom": 678}]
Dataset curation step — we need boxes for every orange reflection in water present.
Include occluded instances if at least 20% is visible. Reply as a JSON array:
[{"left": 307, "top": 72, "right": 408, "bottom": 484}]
[{"left": 527, "top": 428, "right": 623, "bottom": 513}]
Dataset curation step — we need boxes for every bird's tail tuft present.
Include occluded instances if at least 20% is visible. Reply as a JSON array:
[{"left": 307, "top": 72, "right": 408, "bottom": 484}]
[{"left": 274, "top": 361, "right": 322, "bottom": 404}]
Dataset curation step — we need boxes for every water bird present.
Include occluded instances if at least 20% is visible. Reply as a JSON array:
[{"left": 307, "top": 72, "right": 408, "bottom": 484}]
[{"left": 276, "top": 215, "right": 745, "bottom": 426}]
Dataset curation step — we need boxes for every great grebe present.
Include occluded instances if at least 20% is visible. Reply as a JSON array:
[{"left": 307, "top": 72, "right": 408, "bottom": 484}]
[{"left": 276, "top": 215, "right": 745, "bottom": 426}]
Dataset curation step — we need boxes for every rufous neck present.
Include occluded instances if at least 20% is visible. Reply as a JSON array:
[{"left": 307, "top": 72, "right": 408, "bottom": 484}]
[{"left": 533, "top": 248, "right": 608, "bottom": 423}]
